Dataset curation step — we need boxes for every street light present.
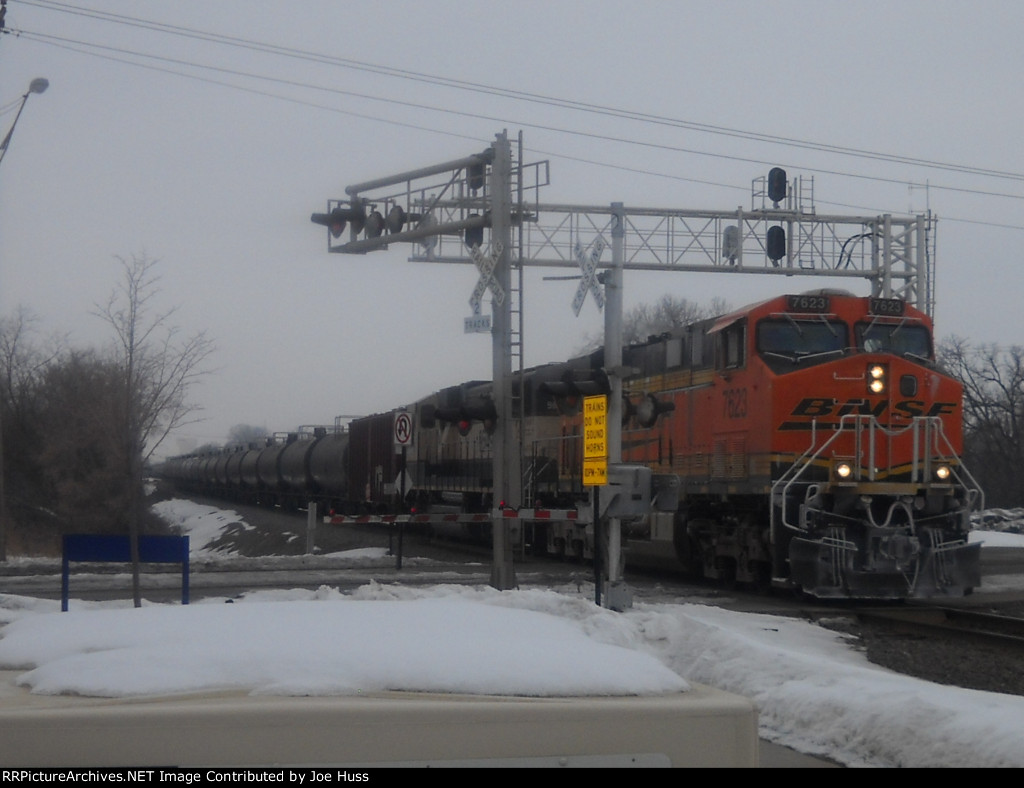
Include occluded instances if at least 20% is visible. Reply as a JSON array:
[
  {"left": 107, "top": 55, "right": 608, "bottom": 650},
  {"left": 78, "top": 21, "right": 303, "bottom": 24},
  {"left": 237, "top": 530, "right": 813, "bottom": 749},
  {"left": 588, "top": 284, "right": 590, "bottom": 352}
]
[
  {"left": 0, "top": 77, "right": 47, "bottom": 561},
  {"left": 0, "top": 77, "right": 49, "bottom": 169}
]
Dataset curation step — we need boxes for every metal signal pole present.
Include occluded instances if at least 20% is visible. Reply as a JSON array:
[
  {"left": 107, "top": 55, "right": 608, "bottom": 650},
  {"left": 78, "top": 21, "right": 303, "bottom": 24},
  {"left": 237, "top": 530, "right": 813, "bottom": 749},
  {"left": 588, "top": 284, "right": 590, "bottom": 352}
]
[{"left": 488, "top": 131, "right": 518, "bottom": 590}]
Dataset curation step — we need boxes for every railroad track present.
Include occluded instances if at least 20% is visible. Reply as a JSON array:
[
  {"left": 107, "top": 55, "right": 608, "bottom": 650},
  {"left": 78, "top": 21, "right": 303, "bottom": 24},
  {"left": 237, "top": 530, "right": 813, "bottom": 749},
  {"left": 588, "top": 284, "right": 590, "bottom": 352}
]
[{"left": 855, "top": 606, "right": 1024, "bottom": 648}]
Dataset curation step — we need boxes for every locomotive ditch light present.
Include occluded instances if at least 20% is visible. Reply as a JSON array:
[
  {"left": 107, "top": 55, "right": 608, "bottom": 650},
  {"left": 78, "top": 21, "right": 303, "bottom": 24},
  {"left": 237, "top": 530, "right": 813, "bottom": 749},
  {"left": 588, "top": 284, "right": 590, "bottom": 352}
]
[
  {"left": 868, "top": 363, "right": 887, "bottom": 394},
  {"left": 834, "top": 461, "right": 855, "bottom": 482},
  {"left": 934, "top": 464, "right": 952, "bottom": 482}
]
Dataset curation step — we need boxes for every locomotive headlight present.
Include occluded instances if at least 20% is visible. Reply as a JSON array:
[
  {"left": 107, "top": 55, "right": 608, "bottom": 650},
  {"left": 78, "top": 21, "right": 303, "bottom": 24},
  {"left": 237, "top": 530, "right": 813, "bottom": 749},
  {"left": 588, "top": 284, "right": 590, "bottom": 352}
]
[
  {"left": 835, "top": 462, "right": 853, "bottom": 480},
  {"left": 867, "top": 363, "right": 887, "bottom": 395},
  {"left": 935, "top": 464, "right": 952, "bottom": 481}
]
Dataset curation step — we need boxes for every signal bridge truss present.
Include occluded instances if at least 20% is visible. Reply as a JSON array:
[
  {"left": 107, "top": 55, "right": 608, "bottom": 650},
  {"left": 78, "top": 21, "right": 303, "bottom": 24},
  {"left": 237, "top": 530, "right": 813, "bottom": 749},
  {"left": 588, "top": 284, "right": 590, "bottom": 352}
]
[
  {"left": 408, "top": 196, "right": 936, "bottom": 318},
  {"left": 317, "top": 138, "right": 935, "bottom": 316}
]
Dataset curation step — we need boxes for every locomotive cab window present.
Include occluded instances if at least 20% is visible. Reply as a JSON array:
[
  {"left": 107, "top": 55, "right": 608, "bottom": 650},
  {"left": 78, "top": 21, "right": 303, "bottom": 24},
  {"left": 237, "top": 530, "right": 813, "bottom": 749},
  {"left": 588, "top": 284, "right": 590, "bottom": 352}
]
[
  {"left": 716, "top": 320, "right": 746, "bottom": 370},
  {"left": 856, "top": 321, "right": 932, "bottom": 361},
  {"left": 756, "top": 317, "right": 848, "bottom": 369}
]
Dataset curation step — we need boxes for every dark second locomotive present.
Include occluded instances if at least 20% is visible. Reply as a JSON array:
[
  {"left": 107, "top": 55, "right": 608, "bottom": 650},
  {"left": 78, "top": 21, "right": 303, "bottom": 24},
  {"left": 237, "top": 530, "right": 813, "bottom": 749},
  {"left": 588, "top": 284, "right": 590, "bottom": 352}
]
[{"left": 163, "top": 290, "right": 982, "bottom": 600}]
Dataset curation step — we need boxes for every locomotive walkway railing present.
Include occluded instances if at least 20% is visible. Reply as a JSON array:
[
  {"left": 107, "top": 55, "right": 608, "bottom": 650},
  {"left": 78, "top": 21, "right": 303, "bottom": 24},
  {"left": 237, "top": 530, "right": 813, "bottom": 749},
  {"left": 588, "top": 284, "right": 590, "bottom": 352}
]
[{"left": 770, "top": 414, "right": 984, "bottom": 537}]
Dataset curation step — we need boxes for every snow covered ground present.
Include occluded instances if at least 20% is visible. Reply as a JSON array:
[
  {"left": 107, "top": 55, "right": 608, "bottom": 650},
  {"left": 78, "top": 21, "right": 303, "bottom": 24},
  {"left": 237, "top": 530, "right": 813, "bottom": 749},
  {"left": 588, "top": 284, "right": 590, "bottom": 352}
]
[{"left": 1, "top": 499, "right": 1023, "bottom": 768}]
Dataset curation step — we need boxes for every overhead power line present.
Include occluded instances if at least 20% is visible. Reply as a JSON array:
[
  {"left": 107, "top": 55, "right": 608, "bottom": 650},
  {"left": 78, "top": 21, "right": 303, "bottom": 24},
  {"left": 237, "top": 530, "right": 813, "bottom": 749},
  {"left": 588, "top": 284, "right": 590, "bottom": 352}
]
[
  {"left": 17, "top": 0, "right": 1024, "bottom": 185},
  {"left": 8, "top": 0, "right": 1024, "bottom": 232}
]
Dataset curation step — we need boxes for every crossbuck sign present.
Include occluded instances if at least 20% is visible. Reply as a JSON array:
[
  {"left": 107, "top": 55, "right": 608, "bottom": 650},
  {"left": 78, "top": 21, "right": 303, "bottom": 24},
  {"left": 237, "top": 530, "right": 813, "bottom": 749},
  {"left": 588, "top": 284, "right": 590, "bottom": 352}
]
[
  {"left": 572, "top": 238, "right": 605, "bottom": 316},
  {"left": 468, "top": 241, "right": 506, "bottom": 315}
]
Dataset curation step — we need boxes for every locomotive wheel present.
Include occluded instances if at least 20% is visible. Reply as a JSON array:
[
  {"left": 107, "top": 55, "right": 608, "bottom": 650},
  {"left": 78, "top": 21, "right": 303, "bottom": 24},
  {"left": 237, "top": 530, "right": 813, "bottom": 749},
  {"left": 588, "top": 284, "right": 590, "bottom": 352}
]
[
  {"left": 672, "top": 526, "right": 702, "bottom": 577},
  {"left": 715, "top": 557, "right": 738, "bottom": 590},
  {"left": 751, "top": 561, "right": 773, "bottom": 595}
]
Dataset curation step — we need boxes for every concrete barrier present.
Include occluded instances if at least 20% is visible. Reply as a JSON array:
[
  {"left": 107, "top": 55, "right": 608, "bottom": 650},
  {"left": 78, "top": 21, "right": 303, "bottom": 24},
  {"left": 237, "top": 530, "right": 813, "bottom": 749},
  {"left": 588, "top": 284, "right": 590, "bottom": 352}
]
[{"left": 0, "top": 674, "right": 758, "bottom": 767}]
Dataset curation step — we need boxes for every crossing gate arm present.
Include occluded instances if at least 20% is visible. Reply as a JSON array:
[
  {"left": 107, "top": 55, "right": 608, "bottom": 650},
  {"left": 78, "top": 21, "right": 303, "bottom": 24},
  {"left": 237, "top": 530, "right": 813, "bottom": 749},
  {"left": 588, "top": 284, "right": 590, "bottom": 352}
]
[{"left": 325, "top": 509, "right": 590, "bottom": 526}]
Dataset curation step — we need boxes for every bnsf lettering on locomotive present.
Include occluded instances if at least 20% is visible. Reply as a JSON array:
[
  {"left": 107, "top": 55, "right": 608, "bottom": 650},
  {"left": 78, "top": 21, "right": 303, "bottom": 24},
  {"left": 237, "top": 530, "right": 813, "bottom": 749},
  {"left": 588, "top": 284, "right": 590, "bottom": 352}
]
[
  {"left": 894, "top": 400, "right": 925, "bottom": 417},
  {"left": 723, "top": 387, "right": 748, "bottom": 418},
  {"left": 836, "top": 399, "right": 887, "bottom": 418},
  {"left": 791, "top": 397, "right": 835, "bottom": 417},
  {"left": 791, "top": 397, "right": 957, "bottom": 419}
]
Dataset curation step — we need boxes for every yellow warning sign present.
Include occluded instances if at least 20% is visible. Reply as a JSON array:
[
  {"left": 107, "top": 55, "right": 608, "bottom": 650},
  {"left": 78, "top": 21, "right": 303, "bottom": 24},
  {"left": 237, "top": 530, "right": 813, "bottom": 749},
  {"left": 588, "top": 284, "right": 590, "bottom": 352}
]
[
  {"left": 583, "top": 395, "right": 608, "bottom": 486},
  {"left": 583, "top": 458, "right": 608, "bottom": 486},
  {"left": 583, "top": 395, "right": 608, "bottom": 460}
]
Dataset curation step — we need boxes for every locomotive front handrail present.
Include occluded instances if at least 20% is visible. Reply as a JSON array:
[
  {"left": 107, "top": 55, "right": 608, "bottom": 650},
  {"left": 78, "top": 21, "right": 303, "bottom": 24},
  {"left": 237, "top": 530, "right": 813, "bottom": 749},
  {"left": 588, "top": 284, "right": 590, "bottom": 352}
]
[{"left": 770, "top": 414, "right": 983, "bottom": 539}]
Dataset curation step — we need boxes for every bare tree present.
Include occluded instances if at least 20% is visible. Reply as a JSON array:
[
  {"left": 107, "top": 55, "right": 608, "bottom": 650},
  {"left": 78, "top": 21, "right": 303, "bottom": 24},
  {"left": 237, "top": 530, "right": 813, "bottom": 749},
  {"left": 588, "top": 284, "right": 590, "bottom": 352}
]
[
  {"left": 94, "top": 255, "right": 216, "bottom": 605},
  {"left": 577, "top": 295, "right": 731, "bottom": 353},
  {"left": 36, "top": 350, "right": 128, "bottom": 535},
  {"left": 938, "top": 337, "right": 1024, "bottom": 507},
  {"left": 227, "top": 423, "right": 269, "bottom": 447},
  {"left": 0, "top": 309, "right": 67, "bottom": 560}
]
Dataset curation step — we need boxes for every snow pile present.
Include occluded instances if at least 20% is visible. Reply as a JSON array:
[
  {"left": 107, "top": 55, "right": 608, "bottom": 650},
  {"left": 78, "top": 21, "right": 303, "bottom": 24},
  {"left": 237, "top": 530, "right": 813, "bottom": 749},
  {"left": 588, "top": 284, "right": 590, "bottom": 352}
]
[
  {"left": 973, "top": 508, "right": 1024, "bottom": 535},
  {"left": 0, "top": 588, "right": 686, "bottom": 698},
  {"left": 2, "top": 498, "right": 1024, "bottom": 767}
]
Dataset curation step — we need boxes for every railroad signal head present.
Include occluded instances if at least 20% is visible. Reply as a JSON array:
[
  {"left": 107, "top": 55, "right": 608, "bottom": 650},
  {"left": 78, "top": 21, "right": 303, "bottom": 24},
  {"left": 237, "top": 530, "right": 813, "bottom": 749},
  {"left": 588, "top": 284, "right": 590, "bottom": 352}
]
[
  {"left": 467, "top": 162, "right": 486, "bottom": 192},
  {"left": 541, "top": 368, "right": 610, "bottom": 415},
  {"left": 364, "top": 209, "right": 385, "bottom": 238},
  {"left": 465, "top": 215, "right": 484, "bottom": 249},
  {"left": 635, "top": 393, "right": 675, "bottom": 428},
  {"left": 313, "top": 202, "right": 426, "bottom": 243},
  {"left": 385, "top": 205, "right": 407, "bottom": 234},
  {"left": 766, "top": 225, "right": 786, "bottom": 265},
  {"left": 310, "top": 204, "right": 366, "bottom": 238},
  {"left": 431, "top": 398, "right": 497, "bottom": 436},
  {"left": 767, "top": 167, "right": 787, "bottom": 206}
]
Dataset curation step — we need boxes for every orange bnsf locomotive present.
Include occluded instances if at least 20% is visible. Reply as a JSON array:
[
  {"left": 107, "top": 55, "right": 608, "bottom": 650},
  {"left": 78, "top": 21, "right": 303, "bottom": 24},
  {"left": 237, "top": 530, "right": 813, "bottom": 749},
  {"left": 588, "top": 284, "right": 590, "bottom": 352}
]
[
  {"left": 598, "top": 288, "right": 983, "bottom": 598},
  {"left": 163, "top": 289, "right": 982, "bottom": 600}
]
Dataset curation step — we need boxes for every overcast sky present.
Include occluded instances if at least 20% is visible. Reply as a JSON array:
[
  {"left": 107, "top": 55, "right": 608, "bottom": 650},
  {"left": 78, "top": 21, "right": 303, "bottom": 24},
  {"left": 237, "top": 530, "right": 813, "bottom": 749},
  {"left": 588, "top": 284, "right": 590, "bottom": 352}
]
[{"left": 2, "top": 0, "right": 1022, "bottom": 457}]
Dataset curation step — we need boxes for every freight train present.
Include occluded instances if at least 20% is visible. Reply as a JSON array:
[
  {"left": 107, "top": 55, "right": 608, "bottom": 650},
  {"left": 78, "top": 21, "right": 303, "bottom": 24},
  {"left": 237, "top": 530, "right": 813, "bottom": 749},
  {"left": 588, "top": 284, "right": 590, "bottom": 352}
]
[{"left": 161, "top": 289, "right": 984, "bottom": 599}]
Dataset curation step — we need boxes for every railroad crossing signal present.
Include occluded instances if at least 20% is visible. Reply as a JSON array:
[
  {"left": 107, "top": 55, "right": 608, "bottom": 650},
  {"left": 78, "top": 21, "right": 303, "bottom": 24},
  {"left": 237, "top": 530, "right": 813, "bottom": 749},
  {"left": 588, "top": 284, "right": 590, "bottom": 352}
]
[
  {"left": 468, "top": 241, "right": 506, "bottom": 315},
  {"left": 572, "top": 238, "right": 605, "bottom": 316}
]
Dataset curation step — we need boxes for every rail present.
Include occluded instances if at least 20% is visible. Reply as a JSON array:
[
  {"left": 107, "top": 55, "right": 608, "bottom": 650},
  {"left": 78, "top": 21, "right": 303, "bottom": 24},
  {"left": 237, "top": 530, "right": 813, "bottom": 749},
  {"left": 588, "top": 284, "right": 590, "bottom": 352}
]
[{"left": 857, "top": 607, "right": 1024, "bottom": 648}]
